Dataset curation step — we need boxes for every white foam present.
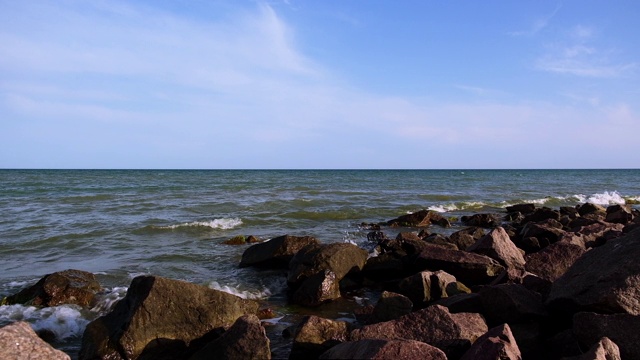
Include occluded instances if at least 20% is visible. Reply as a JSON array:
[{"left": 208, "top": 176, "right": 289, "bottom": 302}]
[
  {"left": 90, "top": 287, "right": 128, "bottom": 314},
  {"left": 0, "top": 304, "right": 89, "bottom": 340},
  {"left": 584, "top": 191, "right": 626, "bottom": 206},
  {"left": 208, "top": 281, "right": 272, "bottom": 300},
  {"left": 427, "top": 204, "right": 458, "bottom": 212},
  {"left": 162, "top": 218, "right": 242, "bottom": 230}
]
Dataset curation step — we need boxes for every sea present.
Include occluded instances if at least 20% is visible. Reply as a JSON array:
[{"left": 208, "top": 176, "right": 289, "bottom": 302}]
[{"left": 0, "top": 169, "right": 638, "bottom": 357}]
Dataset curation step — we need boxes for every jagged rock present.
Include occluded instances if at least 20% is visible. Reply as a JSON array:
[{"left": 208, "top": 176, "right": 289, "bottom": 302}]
[
  {"left": 478, "top": 284, "right": 546, "bottom": 326},
  {"left": 223, "top": 235, "right": 261, "bottom": 245},
  {"left": 522, "top": 207, "right": 561, "bottom": 223},
  {"left": 0, "top": 321, "right": 70, "bottom": 360},
  {"left": 239, "top": 235, "right": 319, "bottom": 268},
  {"left": 547, "top": 228, "right": 640, "bottom": 316},
  {"left": 606, "top": 205, "right": 633, "bottom": 224},
  {"left": 506, "top": 203, "right": 536, "bottom": 214},
  {"left": 350, "top": 304, "right": 488, "bottom": 359},
  {"left": 386, "top": 209, "right": 451, "bottom": 228},
  {"left": 366, "top": 231, "right": 388, "bottom": 242},
  {"left": 525, "top": 241, "right": 586, "bottom": 282},
  {"left": 398, "top": 270, "right": 470, "bottom": 305},
  {"left": 188, "top": 315, "right": 270, "bottom": 360},
  {"left": 573, "top": 222, "right": 625, "bottom": 248},
  {"left": 467, "top": 227, "right": 526, "bottom": 270},
  {"left": 319, "top": 339, "right": 447, "bottom": 359},
  {"left": 370, "top": 291, "right": 413, "bottom": 322},
  {"left": 287, "top": 243, "right": 368, "bottom": 288},
  {"left": 411, "top": 243, "right": 505, "bottom": 285},
  {"left": 290, "top": 315, "right": 349, "bottom": 360},
  {"left": 460, "top": 323, "right": 522, "bottom": 360},
  {"left": 573, "top": 312, "right": 639, "bottom": 360},
  {"left": 564, "top": 337, "right": 621, "bottom": 360},
  {"left": 395, "top": 231, "right": 421, "bottom": 242},
  {"left": 461, "top": 213, "right": 500, "bottom": 228},
  {"left": 79, "top": 275, "right": 258, "bottom": 360},
  {"left": 450, "top": 227, "right": 485, "bottom": 250},
  {"left": 433, "top": 293, "right": 483, "bottom": 314},
  {"left": 578, "top": 203, "right": 607, "bottom": 217},
  {"left": 291, "top": 270, "right": 341, "bottom": 307},
  {"left": 361, "top": 252, "right": 407, "bottom": 282},
  {"left": 3, "top": 269, "right": 100, "bottom": 307},
  {"left": 519, "top": 220, "right": 566, "bottom": 246}
]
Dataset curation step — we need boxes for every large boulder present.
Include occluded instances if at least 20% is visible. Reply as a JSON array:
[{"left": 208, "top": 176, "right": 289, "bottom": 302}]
[
  {"left": 467, "top": 227, "right": 525, "bottom": 270},
  {"left": 573, "top": 312, "right": 640, "bottom": 360},
  {"left": 0, "top": 321, "right": 70, "bottom": 360},
  {"left": 188, "top": 315, "right": 270, "bottom": 360},
  {"left": 319, "top": 339, "right": 447, "bottom": 359},
  {"left": 398, "top": 270, "right": 470, "bottom": 305},
  {"left": 3, "top": 269, "right": 100, "bottom": 307},
  {"left": 506, "top": 203, "right": 536, "bottom": 214},
  {"left": 350, "top": 304, "right": 488, "bottom": 359},
  {"left": 291, "top": 270, "right": 341, "bottom": 307},
  {"left": 606, "top": 204, "right": 634, "bottom": 224},
  {"left": 477, "top": 284, "right": 546, "bottom": 326},
  {"left": 524, "top": 241, "right": 586, "bottom": 282},
  {"left": 461, "top": 213, "right": 500, "bottom": 228},
  {"left": 566, "top": 337, "right": 621, "bottom": 360},
  {"left": 290, "top": 315, "right": 350, "bottom": 360},
  {"left": 460, "top": 323, "right": 522, "bottom": 360},
  {"left": 287, "top": 243, "right": 368, "bottom": 288},
  {"left": 410, "top": 243, "right": 505, "bottom": 285},
  {"left": 370, "top": 291, "right": 413, "bottom": 322},
  {"left": 239, "top": 235, "right": 319, "bottom": 268},
  {"left": 79, "top": 275, "right": 259, "bottom": 360},
  {"left": 386, "top": 209, "right": 451, "bottom": 228},
  {"left": 449, "top": 227, "right": 485, "bottom": 251},
  {"left": 547, "top": 228, "right": 640, "bottom": 315}
]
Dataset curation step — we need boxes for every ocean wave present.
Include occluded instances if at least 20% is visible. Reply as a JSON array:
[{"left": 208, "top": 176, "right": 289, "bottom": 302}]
[
  {"left": 208, "top": 281, "right": 272, "bottom": 300},
  {"left": 0, "top": 304, "right": 89, "bottom": 340},
  {"left": 90, "top": 287, "right": 128, "bottom": 314},
  {"left": 136, "top": 218, "right": 243, "bottom": 234}
]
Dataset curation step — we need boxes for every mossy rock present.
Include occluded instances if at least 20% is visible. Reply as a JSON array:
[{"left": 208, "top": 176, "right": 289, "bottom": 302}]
[{"left": 223, "top": 235, "right": 247, "bottom": 245}]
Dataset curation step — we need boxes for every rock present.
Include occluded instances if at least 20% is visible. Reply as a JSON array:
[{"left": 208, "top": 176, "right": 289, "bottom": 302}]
[
  {"left": 361, "top": 252, "right": 407, "bottom": 282},
  {"left": 79, "top": 275, "right": 259, "bottom": 360},
  {"left": 606, "top": 205, "right": 633, "bottom": 224},
  {"left": 424, "top": 234, "right": 459, "bottom": 250},
  {"left": 366, "top": 231, "right": 388, "bottom": 242},
  {"left": 370, "top": 291, "right": 413, "bottom": 322},
  {"left": 223, "top": 235, "right": 261, "bottom": 245},
  {"left": 188, "top": 315, "right": 270, "bottom": 360},
  {"left": 290, "top": 315, "right": 350, "bottom": 360},
  {"left": 239, "top": 235, "right": 319, "bottom": 268},
  {"left": 398, "top": 270, "right": 470, "bottom": 305},
  {"left": 433, "top": 293, "right": 483, "bottom": 314},
  {"left": 478, "top": 284, "right": 546, "bottom": 326},
  {"left": 319, "top": 339, "right": 447, "bottom": 360},
  {"left": 525, "top": 241, "right": 586, "bottom": 282},
  {"left": 461, "top": 213, "right": 500, "bottom": 228},
  {"left": 386, "top": 209, "right": 451, "bottom": 228},
  {"left": 565, "top": 337, "right": 621, "bottom": 360},
  {"left": 395, "top": 231, "right": 421, "bottom": 242},
  {"left": 573, "top": 222, "right": 624, "bottom": 248},
  {"left": 522, "top": 207, "right": 561, "bottom": 223},
  {"left": 411, "top": 243, "right": 505, "bottom": 285},
  {"left": 573, "top": 312, "right": 640, "bottom": 360},
  {"left": 506, "top": 203, "right": 536, "bottom": 215},
  {"left": 3, "top": 269, "right": 100, "bottom": 307},
  {"left": 0, "top": 321, "right": 70, "bottom": 360},
  {"left": 519, "top": 220, "right": 566, "bottom": 246},
  {"left": 468, "top": 227, "right": 526, "bottom": 270},
  {"left": 547, "top": 228, "right": 640, "bottom": 316},
  {"left": 578, "top": 203, "right": 607, "bottom": 217},
  {"left": 350, "top": 304, "right": 488, "bottom": 359},
  {"left": 460, "top": 323, "right": 522, "bottom": 360},
  {"left": 287, "top": 243, "right": 368, "bottom": 288},
  {"left": 291, "top": 270, "right": 341, "bottom": 307},
  {"left": 449, "top": 227, "right": 485, "bottom": 251}
]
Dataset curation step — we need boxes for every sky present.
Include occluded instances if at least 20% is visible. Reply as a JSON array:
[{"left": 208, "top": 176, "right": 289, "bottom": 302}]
[{"left": 1, "top": 1, "right": 639, "bottom": 169}]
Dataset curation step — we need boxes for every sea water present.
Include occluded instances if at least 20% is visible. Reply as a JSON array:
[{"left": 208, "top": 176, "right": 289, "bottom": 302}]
[{"left": 0, "top": 169, "right": 638, "bottom": 357}]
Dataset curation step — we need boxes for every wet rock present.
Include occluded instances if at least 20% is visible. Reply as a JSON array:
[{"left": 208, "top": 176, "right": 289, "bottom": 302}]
[
  {"left": 506, "top": 203, "right": 536, "bottom": 215},
  {"left": 0, "top": 321, "right": 70, "bottom": 360},
  {"left": 395, "top": 231, "right": 421, "bottom": 242},
  {"left": 573, "top": 312, "right": 640, "bottom": 360},
  {"left": 386, "top": 209, "right": 451, "bottom": 228},
  {"left": 319, "top": 339, "right": 447, "bottom": 360},
  {"left": 525, "top": 241, "right": 586, "bottom": 282},
  {"left": 398, "top": 270, "right": 470, "bottom": 305},
  {"left": 461, "top": 213, "right": 500, "bottom": 228},
  {"left": 424, "top": 233, "right": 459, "bottom": 250},
  {"left": 411, "top": 243, "right": 505, "bottom": 285},
  {"left": 290, "top": 315, "right": 349, "bottom": 360},
  {"left": 565, "top": 337, "right": 621, "bottom": 360},
  {"left": 449, "top": 227, "right": 485, "bottom": 251},
  {"left": 79, "top": 275, "right": 258, "bottom": 360},
  {"left": 460, "top": 323, "right": 522, "bottom": 360},
  {"left": 189, "top": 315, "right": 270, "bottom": 360},
  {"left": 522, "top": 207, "right": 561, "bottom": 224},
  {"left": 578, "top": 203, "right": 607, "bottom": 217},
  {"left": 478, "top": 284, "right": 546, "bottom": 326},
  {"left": 291, "top": 270, "right": 341, "bottom": 307},
  {"left": 519, "top": 220, "right": 566, "bottom": 246},
  {"left": 239, "top": 235, "right": 320, "bottom": 269},
  {"left": 350, "top": 304, "right": 488, "bottom": 359},
  {"left": 467, "top": 227, "right": 526, "bottom": 270},
  {"left": 287, "top": 243, "right": 368, "bottom": 288},
  {"left": 370, "top": 291, "right": 413, "bottom": 322},
  {"left": 547, "top": 228, "right": 640, "bottom": 316},
  {"left": 606, "top": 204, "right": 634, "bottom": 224},
  {"left": 361, "top": 252, "right": 407, "bottom": 283},
  {"left": 366, "top": 231, "right": 388, "bottom": 242},
  {"left": 3, "top": 269, "right": 100, "bottom": 307}
]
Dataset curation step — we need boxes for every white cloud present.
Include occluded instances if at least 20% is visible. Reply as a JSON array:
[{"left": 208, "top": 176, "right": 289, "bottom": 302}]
[{"left": 509, "top": 4, "right": 561, "bottom": 37}]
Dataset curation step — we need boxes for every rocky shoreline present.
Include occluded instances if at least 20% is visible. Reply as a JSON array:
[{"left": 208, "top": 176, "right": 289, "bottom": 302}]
[{"left": 2, "top": 202, "right": 639, "bottom": 359}]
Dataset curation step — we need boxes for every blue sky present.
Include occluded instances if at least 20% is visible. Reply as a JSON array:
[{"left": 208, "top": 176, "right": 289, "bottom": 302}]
[{"left": 1, "top": 1, "right": 638, "bottom": 169}]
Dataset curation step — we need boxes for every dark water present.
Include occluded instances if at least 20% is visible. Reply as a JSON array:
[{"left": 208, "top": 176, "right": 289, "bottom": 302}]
[{"left": 0, "top": 169, "right": 638, "bottom": 357}]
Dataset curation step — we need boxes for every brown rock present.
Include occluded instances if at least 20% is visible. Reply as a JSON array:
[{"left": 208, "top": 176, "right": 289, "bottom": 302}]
[
  {"left": 547, "top": 228, "right": 640, "bottom": 316},
  {"left": 239, "top": 235, "right": 320, "bottom": 268},
  {"left": 460, "top": 323, "right": 522, "bottom": 360},
  {"left": 525, "top": 241, "right": 586, "bottom": 282},
  {"left": 79, "top": 275, "right": 259, "bottom": 360},
  {"left": 573, "top": 312, "right": 639, "bottom": 360},
  {"left": 578, "top": 203, "right": 607, "bottom": 217},
  {"left": 468, "top": 227, "right": 526, "bottom": 270},
  {"left": 319, "top": 339, "right": 447, "bottom": 359},
  {"left": 287, "top": 243, "right": 368, "bottom": 288},
  {"left": 450, "top": 227, "right": 485, "bottom": 251},
  {"left": 478, "top": 284, "right": 546, "bottom": 326},
  {"left": 290, "top": 315, "right": 349, "bottom": 360},
  {"left": 398, "top": 270, "right": 470, "bottom": 305},
  {"left": 350, "top": 304, "right": 488, "bottom": 359},
  {"left": 506, "top": 203, "right": 536, "bottom": 214},
  {"left": 371, "top": 291, "right": 413, "bottom": 322},
  {"left": 411, "top": 243, "right": 505, "bottom": 285},
  {"left": 519, "top": 220, "right": 566, "bottom": 246},
  {"left": 188, "top": 315, "right": 270, "bottom": 360},
  {"left": 522, "top": 207, "right": 561, "bottom": 223},
  {"left": 565, "top": 337, "right": 621, "bottom": 360},
  {"left": 3, "top": 269, "right": 100, "bottom": 307},
  {"left": 0, "top": 321, "right": 70, "bottom": 360},
  {"left": 461, "top": 213, "right": 500, "bottom": 228},
  {"left": 606, "top": 205, "right": 634, "bottom": 224},
  {"left": 291, "top": 270, "right": 341, "bottom": 307},
  {"left": 387, "top": 209, "right": 451, "bottom": 228}
]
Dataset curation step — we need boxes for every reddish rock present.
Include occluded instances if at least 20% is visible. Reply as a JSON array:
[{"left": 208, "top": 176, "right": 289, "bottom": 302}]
[
  {"left": 522, "top": 207, "right": 561, "bottom": 223},
  {"left": 573, "top": 312, "right": 640, "bottom": 360},
  {"left": 319, "top": 339, "right": 447, "bottom": 360},
  {"left": 461, "top": 213, "right": 500, "bottom": 228},
  {"left": 468, "top": 227, "right": 526, "bottom": 270},
  {"left": 578, "top": 203, "right": 607, "bottom": 217},
  {"left": 398, "top": 270, "right": 470, "bottom": 305},
  {"left": 291, "top": 270, "right": 341, "bottom": 307},
  {"left": 3, "top": 269, "right": 100, "bottom": 307},
  {"left": 287, "top": 243, "right": 368, "bottom": 288},
  {"left": 573, "top": 222, "right": 624, "bottom": 248},
  {"left": 361, "top": 252, "right": 407, "bottom": 282},
  {"left": 189, "top": 315, "right": 270, "bottom": 360},
  {"left": 566, "top": 337, "right": 621, "bottom": 360},
  {"left": 290, "top": 315, "right": 350, "bottom": 360},
  {"left": 239, "top": 235, "right": 319, "bottom": 268},
  {"left": 606, "top": 204, "right": 634, "bottom": 224},
  {"left": 478, "top": 284, "right": 546, "bottom": 326},
  {"left": 524, "top": 241, "right": 586, "bottom": 282},
  {"left": 460, "top": 323, "right": 522, "bottom": 360},
  {"left": 506, "top": 203, "right": 536, "bottom": 214},
  {"left": 0, "top": 321, "right": 70, "bottom": 360},
  {"left": 449, "top": 227, "right": 485, "bottom": 251},
  {"left": 547, "top": 228, "right": 640, "bottom": 315},
  {"left": 371, "top": 291, "right": 413, "bottom": 322},
  {"left": 386, "top": 209, "right": 451, "bottom": 228},
  {"left": 519, "top": 220, "right": 566, "bottom": 246},
  {"left": 350, "top": 304, "right": 488, "bottom": 359}
]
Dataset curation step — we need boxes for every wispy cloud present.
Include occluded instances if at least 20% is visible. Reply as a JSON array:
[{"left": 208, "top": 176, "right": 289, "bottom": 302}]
[{"left": 509, "top": 4, "right": 561, "bottom": 37}]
